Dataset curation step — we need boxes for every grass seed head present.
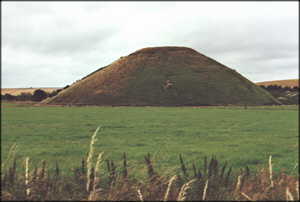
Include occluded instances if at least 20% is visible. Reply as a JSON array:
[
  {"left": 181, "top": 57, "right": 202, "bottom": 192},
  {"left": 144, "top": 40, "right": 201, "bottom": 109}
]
[
  {"left": 177, "top": 178, "right": 196, "bottom": 201},
  {"left": 202, "top": 179, "right": 209, "bottom": 200},
  {"left": 25, "top": 157, "right": 31, "bottom": 197},
  {"left": 93, "top": 152, "right": 104, "bottom": 191},
  {"left": 286, "top": 187, "right": 294, "bottom": 201},
  {"left": 163, "top": 175, "right": 177, "bottom": 201},
  {"left": 269, "top": 155, "right": 274, "bottom": 188},
  {"left": 240, "top": 192, "right": 253, "bottom": 201},
  {"left": 2, "top": 143, "right": 17, "bottom": 172},
  {"left": 137, "top": 189, "right": 144, "bottom": 201},
  {"left": 86, "top": 126, "right": 101, "bottom": 192},
  {"left": 296, "top": 181, "right": 299, "bottom": 200},
  {"left": 235, "top": 175, "right": 242, "bottom": 193}
]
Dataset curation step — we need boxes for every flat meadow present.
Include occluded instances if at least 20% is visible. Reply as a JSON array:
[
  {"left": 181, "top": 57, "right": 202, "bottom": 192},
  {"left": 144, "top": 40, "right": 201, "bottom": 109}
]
[{"left": 1, "top": 102, "right": 299, "bottom": 177}]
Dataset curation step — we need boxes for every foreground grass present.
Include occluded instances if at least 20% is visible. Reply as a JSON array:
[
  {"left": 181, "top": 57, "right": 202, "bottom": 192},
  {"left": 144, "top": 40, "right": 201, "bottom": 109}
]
[
  {"left": 1, "top": 102, "right": 298, "bottom": 176},
  {"left": 1, "top": 128, "right": 299, "bottom": 201}
]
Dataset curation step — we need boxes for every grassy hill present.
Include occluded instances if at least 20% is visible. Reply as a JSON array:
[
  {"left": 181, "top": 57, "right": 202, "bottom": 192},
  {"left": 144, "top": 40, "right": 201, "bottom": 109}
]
[{"left": 44, "top": 46, "right": 279, "bottom": 106}]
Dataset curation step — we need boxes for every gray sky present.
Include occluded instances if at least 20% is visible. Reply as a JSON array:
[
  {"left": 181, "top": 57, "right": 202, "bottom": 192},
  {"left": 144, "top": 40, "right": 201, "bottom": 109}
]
[{"left": 2, "top": 1, "right": 299, "bottom": 88}]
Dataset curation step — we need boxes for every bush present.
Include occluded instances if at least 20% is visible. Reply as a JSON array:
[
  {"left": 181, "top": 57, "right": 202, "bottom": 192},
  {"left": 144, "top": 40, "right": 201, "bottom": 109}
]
[{"left": 32, "top": 89, "right": 48, "bottom": 101}]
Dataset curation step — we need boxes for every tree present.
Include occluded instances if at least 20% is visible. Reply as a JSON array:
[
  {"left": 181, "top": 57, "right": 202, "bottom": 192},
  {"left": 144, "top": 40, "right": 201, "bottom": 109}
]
[{"left": 32, "top": 89, "right": 48, "bottom": 101}]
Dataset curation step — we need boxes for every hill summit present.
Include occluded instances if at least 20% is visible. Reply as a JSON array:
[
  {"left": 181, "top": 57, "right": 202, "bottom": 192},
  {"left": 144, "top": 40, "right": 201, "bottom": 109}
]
[{"left": 43, "top": 46, "right": 279, "bottom": 106}]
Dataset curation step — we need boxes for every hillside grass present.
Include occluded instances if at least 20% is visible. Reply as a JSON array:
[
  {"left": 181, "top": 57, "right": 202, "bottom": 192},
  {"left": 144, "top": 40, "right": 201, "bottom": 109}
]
[
  {"left": 1, "top": 102, "right": 298, "bottom": 177},
  {"left": 45, "top": 47, "right": 279, "bottom": 105}
]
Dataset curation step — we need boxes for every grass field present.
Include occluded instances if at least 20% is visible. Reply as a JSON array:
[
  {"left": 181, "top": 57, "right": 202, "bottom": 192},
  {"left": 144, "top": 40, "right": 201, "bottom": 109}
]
[{"left": 1, "top": 102, "right": 298, "bottom": 177}]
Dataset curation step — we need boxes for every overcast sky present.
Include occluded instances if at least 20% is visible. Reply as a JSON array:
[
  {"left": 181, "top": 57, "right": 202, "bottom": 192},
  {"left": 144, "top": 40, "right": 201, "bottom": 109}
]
[{"left": 2, "top": 1, "right": 299, "bottom": 88}]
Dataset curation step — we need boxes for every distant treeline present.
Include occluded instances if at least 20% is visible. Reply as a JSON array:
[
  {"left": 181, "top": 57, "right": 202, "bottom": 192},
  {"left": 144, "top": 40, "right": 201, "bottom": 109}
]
[
  {"left": 259, "top": 85, "right": 299, "bottom": 91},
  {"left": 1, "top": 85, "right": 69, "bottom": 102}
]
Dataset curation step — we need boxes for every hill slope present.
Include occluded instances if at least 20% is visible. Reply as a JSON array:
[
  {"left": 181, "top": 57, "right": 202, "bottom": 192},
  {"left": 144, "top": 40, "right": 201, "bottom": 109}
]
[{"left": 43, "top": 46, "right": 279, "bottom": 106}]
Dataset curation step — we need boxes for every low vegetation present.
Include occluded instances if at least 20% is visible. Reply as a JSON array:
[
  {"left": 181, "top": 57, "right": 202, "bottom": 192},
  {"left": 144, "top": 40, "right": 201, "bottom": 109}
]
[
  {"left": 259, "top": 85, "right": 299, "bottom": 105},
  {"left": 1, "top": 88, "right": 59, "bottom": 96},
  {"left": 1, "top": 128, "right": 299, "bottom": 201},
  {"left": 1, "top": 86, "right": 69, "bottom": 102},
  {"left": 256, "top": 79, "right": 299, "bottom": 88}
]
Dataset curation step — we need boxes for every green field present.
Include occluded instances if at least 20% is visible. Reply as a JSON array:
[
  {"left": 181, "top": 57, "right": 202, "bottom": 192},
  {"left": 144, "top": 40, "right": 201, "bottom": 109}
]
[{"left": 1, "top": 102, "right": 299, "bottom": 176}]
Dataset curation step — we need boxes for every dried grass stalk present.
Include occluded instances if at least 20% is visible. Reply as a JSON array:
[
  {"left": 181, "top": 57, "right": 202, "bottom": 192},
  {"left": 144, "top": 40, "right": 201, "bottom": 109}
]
[
  {"left": 88, "top": 188, "right": 102, "bottom": 201},
  {"left": 296, "top": 181, "right": 299, "bottom": 200},
  {"left": 286, "top": 187, "right": 294, "bottom": 201},
  {"left": 93, "top": 152, "right": 104, "bottom": 191},
  {"left": 241, "top": 192, "right": 253, "bottom": 200},
  {"left": 235, "top": 175, "right": 242, "bottom": 193},
  {"left": 269, "top": 155, "right": 274, "bottom": 188},
  {"left": 86, "top": 127, "right": 101, "bottom": 192},
  {"left": 137, "top": 189, "right": 144, "bottom": 201},
  {"left": 163, "top": 175, "right": 177, "bottom": 201},
  {"left": 177, "top": 178, "right": 196, "bottom": 201},
  {"left": 94, "top": 152, "right": 104, "bottom": 178},
  {"left": 25, "top": 157, "right": 30, "bottom": 197},
  {"left": 202, "top": 179, "right": 209, "bottom": 200},
  {"left": 2, "top": 143, "right": 17, "bottom": 172}
]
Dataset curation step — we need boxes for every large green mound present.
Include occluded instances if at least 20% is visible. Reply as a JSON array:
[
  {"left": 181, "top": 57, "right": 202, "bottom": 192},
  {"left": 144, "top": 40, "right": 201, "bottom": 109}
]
[{"left": 43, "top": 46, "right": 280, "bottom": 106}]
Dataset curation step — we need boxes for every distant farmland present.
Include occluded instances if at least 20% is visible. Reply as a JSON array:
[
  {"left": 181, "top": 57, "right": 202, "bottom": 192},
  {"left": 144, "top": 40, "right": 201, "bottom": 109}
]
[
  {"left": 1, "top": 88, "right": 60, "bottom": 95},
  {"left": 256, "top": 79, "right": 299, "bottom": 87}
]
